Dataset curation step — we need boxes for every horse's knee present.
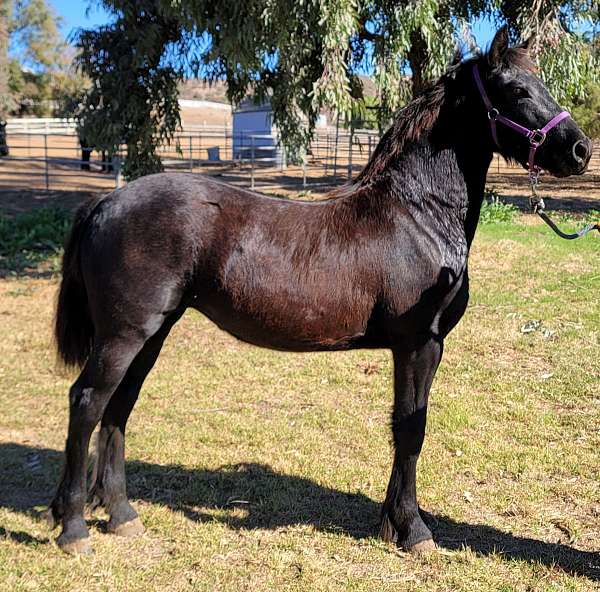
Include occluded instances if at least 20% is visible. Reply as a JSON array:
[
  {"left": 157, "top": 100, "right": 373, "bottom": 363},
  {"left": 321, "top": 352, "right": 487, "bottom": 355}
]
[
  {"left": 68, "top": 384, "right": 107, "bottom": 430},
  {"left": 69, "top": 384, "right": 90, "bottom": 407}
]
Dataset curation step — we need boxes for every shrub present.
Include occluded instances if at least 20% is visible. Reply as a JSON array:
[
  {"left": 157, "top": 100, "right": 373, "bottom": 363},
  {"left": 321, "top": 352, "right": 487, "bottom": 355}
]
[
  {"left": 0, "top": 207, "right": 72, "bottom": 272},
  {"left": 479, "top": 188, "right": 518, "bottom": 224}
]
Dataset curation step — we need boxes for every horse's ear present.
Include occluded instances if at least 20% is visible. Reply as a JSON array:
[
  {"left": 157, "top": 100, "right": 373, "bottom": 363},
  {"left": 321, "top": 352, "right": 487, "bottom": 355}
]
[
  {"left": 488, "top": 26, "right": 509, "bottom": 67},
  {"left": 517, "top": 35, "right": 534, "bottom": 52}
]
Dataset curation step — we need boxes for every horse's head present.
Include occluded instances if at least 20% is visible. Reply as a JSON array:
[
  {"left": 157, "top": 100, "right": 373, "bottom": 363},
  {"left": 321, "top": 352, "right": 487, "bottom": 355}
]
[{"left": 473, "top": 27, "right": 592, "bottom": 178}]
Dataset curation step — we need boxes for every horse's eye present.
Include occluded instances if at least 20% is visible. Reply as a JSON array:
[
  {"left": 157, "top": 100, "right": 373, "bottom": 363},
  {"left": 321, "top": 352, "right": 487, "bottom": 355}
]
[{"left": 513, "top": 87, "right": 529, "bottom": 98}]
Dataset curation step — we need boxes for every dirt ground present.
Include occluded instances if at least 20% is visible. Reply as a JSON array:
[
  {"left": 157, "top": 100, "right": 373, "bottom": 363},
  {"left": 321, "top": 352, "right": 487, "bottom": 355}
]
[
  {"left": 486, "top": 171, "right": 600, "bottom": 213},
  {"left": 0, "top": 189, "right": 97, "bottom": 216},
  {"left": 179, "top": 105, "right": 232, "bottom": 128}
]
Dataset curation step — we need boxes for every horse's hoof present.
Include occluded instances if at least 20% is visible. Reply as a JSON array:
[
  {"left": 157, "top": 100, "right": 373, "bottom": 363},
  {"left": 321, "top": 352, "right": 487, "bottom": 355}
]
[
  {"left": 57, "top": 535, "right": 92, "bottom": 556},
  {"left": 108, "top": 517, "right": 145, "bottom": 537},
  {"left": 406, "top": 539, "right": 436, "bottom": 554}
]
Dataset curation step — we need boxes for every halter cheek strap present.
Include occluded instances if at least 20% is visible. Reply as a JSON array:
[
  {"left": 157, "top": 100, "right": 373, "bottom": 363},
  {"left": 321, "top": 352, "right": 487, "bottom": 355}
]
[
  {"left": 472, "top": 64, "right": 570, "bottom": 181},
  {"left": 526, "top": 111, "right": 571, "bottom": 176}
]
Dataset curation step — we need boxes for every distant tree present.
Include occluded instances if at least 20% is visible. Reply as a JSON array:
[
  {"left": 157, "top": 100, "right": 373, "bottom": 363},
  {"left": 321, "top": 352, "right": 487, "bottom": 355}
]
[
  {"left": 0, "top": 0, "right": 78, "bottom": 117},
  {"left": 74, "top": 0, "right": 599, "bottom": 179},
  {"left": 0, "top": 0, "right": 88, "bottom": 160},
  {"left": 0, "top": 1, "right": 12, "bottom": 155},
  {"left": 9, "top": 0, "right": 65, "bottom": 70},
  {"left": 571, "top": 82, "right": 600, "bottom": 139},
  {"left": 0, "top": 1, "right": 9, "bottom": 108}
]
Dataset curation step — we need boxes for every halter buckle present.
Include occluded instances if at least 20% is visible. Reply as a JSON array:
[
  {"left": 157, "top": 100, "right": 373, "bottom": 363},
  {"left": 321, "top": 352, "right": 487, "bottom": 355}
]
[
  {"left": 529, "top": 130, "right": 546, "bottom": 146},
  {"left": 487, "top": 108, "right": 499, "bottom": 121}
]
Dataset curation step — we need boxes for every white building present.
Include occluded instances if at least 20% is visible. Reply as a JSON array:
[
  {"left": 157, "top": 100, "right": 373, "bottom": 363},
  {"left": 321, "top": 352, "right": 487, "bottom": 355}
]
[
  {"left": 232, "top": 99, "right": 280, "bottom": 162},
  {"left": 232, "top": 99, "right": 328, "bottom": 162}
]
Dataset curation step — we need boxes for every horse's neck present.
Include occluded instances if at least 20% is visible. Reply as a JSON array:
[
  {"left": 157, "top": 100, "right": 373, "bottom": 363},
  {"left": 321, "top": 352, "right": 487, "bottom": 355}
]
[{"left": 387, "top": 130, "right": 492, "bottom": 248}]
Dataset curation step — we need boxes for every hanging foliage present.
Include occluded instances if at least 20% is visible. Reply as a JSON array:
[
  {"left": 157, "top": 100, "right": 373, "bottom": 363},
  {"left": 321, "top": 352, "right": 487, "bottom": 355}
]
[{"left": 73, "top": 0, "right": 599, "bottom": 179}]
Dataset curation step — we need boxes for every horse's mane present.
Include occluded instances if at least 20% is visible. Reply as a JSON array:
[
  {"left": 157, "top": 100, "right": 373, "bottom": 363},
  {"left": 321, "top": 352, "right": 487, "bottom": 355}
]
[
  {"left": 328, "top": 45, "right": 536, "bottom": 195},
  {"left": 354, "top": 81, "right": 447, "bottom": 185}
]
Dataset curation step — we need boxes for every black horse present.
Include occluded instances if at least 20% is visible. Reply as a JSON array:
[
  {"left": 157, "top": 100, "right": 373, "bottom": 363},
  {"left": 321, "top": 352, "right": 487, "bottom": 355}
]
[
  {"left": 49, "top": 29, "right": 592, "bottom": 555},
  {"left": 79, "top": 135, "right": 114, "bottom": 173},
  {"left": 0, "top": 120, "right": 8, "bottom": 157}
]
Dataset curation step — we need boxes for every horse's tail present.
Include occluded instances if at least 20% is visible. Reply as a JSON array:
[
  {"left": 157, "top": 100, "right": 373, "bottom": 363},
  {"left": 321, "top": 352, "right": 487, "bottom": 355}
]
[{"left": 55, "top": 195, "right": 105, "bottom": 368}]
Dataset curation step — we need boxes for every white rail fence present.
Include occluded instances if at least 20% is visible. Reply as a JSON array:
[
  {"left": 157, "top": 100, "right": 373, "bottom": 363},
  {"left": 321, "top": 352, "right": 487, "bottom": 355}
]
[{"left": 5, "top": 118, "right": 78, "bottom": 134}]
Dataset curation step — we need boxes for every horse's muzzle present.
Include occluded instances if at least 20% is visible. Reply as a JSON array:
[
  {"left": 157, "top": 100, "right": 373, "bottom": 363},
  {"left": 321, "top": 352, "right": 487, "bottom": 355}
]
[{"left": 572, "top": 138, "right": 593, "bottom": 174}]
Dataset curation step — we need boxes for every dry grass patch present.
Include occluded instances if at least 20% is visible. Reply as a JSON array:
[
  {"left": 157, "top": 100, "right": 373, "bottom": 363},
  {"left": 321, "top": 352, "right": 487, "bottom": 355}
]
[{"left": 0, "top": 219, "right": 598, "bottom": 591}]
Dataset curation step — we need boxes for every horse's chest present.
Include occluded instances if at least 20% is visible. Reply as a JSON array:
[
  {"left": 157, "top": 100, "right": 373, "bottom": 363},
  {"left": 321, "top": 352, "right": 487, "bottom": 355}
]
[{"left": 383, "top": 265, "right": 469, "bottom": 343}]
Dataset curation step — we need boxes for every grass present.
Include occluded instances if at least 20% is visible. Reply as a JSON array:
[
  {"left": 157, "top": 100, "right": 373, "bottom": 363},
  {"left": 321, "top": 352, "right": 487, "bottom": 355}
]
[
  {"left": 0, "top": 210, "right": 598, "bottom": 591},
  {"left": 0, "top": 208, "right": 71, "bottom": 275}
]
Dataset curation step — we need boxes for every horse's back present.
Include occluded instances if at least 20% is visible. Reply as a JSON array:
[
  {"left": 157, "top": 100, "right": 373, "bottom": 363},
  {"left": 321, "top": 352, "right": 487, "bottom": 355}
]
[{"left": 74, "top": 173, "right": 335, "bottom": 340}]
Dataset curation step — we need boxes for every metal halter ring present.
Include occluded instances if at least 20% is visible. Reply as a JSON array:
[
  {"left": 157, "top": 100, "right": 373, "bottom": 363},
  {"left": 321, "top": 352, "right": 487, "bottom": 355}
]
[
  {"left": 529, "top": 130, "right": 546, "bottom": 145},
  {"left": 487, "top": 108, "right": 499, "bottom": 121}
]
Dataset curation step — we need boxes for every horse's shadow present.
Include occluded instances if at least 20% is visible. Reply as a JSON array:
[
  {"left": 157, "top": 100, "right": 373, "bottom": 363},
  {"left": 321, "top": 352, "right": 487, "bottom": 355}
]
[{"left": 1, "top": 442, "right": 598, "bottom": 580}]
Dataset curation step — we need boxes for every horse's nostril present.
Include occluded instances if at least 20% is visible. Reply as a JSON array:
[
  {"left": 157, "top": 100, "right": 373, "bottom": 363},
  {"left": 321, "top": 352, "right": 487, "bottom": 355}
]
[{"left": 572, "top": 140, "right": 589, "bottom": 164}]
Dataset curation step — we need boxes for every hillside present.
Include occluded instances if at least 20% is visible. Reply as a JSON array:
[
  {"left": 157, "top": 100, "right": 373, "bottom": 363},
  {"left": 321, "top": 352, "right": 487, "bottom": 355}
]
[{"left": 179, "top": 80, "right": 229, "bottom": 104}]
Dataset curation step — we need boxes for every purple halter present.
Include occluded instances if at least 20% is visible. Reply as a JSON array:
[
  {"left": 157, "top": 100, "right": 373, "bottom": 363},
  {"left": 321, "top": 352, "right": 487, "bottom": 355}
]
[{"left": 472, "top": 64, "right": 570, "bottom": 181}]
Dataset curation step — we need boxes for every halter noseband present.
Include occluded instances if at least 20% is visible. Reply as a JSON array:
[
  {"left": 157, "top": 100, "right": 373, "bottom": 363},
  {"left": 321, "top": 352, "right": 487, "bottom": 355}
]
[
  {"left": 472, "top": 64, "right": 570, "bottom": 182},
  {"left": 472, "top": 63, "right": 599, "bottom": 240}
]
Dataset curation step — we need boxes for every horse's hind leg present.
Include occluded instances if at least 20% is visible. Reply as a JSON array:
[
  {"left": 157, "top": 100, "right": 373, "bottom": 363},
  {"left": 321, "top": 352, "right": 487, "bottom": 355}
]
[
  {"left": 49, "top": 333, "right": 146, "bottom": 554},
  {"left": 88, "top": 310, "right": 184, "bottom": 537}
]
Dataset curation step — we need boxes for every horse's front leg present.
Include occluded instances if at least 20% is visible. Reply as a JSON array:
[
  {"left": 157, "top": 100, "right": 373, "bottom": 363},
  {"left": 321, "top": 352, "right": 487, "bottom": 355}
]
[{"left": 380, "top": 340, "right": 442, "bottom": 552}]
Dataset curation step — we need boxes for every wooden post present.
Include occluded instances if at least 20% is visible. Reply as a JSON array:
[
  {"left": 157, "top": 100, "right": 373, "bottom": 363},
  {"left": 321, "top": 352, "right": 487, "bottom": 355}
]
[
  {"left": 250, "top": 136, "right": 255, "bottom": 190},
  {"left": 302, "top": 157, "right": 307, "bottom": 188},
  {"left": 280, "top": 143, "right": 286, "bottom": 171},
  {"left": 333, "top": 114, "right": 340, "bottom": 179},
  {"left": 347, "top": 127, "right": 353, "bottom": 180},
  {"left": 189, "top": 135, "right": 193, "bottom": 172},
  {"left": 116, "top": 153, "right": 123, "bottom": 188},
  {"left": 44, "top": 134, "right": 49, "bottom": 190}
]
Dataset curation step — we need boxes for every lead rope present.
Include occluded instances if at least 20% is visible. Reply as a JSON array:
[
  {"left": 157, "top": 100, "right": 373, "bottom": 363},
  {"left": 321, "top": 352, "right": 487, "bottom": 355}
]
[
  {"left": 528, "top": 172, "right": 599, "bottom": 240},
  {"left": 472, "top": 63, "right": 599, "bottom": 241}
]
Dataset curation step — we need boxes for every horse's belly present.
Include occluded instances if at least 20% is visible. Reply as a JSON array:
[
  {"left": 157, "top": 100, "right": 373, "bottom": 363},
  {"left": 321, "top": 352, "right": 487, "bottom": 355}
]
[{"left": 194, "top": 288, "right": 374, "bottom": 352}]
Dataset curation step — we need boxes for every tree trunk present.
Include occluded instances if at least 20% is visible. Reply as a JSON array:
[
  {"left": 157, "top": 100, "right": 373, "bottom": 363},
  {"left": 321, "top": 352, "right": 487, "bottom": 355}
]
[
  {"left": 0, "top": 0, "right": 10, "bottom": 155},
  {"left": 407, "top": 30, "right": 430, "bottom": 98}
]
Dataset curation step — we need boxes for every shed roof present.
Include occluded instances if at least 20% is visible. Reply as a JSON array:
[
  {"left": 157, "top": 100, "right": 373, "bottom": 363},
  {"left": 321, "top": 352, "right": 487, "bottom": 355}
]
[{"left": 233, "top": 98, "right": 272, "bottom": 114}]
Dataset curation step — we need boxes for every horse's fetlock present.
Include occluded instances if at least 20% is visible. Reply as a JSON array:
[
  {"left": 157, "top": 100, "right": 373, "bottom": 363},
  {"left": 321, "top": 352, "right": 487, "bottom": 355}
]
[{"left": 379, "top": 511, "right": 398, "bottom": 543}]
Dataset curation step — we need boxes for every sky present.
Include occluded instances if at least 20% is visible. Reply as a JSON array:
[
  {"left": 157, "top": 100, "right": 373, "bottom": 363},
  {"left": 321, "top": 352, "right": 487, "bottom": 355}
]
[{"left": 49, "top": 0, "right": 113, "bottom": 40}]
